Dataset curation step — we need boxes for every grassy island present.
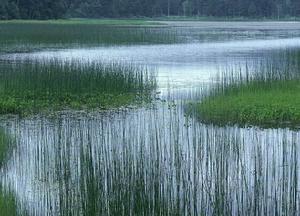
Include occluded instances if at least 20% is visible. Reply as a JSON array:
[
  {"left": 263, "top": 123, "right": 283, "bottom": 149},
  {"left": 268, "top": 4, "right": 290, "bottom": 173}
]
[
  {"left": 0, "top": 60, "right": 156, "bottom": 116},
  {"left": 193, "top": 50, "right": 300, "bottom": 128},
  {"left": 195, "top": 80, "right": 300, "bottom": 128}
]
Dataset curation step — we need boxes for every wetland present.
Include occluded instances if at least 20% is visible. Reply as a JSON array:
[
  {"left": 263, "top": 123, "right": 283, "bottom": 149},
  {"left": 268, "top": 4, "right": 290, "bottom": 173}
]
[{"left": 1, "top": 20, "right": 300, "bottom": 215}]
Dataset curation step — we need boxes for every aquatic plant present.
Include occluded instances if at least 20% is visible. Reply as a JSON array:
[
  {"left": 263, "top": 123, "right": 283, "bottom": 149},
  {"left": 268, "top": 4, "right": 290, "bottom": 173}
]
[
  {"left": 193, "top": 50, "right": 300, "bottom": 128},
  {"left": 0, "top": 60, "right": 156, "bottom": 115},
  {"left": 0, "top": 129, "right": 11, "bottom": 166},
  {"left": 0, "top": 188, "right": 18, "bottom": 216},
  {"left": 0, "top": 23, "right": 178, "bottom": 53},
  {"left": 0, "top": 129, "right": 18, "bottom": 216},
  {"left": 5, "top": 104, "right": 300, "bottom": 215}
]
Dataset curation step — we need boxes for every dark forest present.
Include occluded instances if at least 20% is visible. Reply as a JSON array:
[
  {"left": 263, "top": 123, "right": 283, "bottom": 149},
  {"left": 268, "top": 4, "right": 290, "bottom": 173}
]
[{"left": 1, "top": 0, "right": 300, "bottom": 19}]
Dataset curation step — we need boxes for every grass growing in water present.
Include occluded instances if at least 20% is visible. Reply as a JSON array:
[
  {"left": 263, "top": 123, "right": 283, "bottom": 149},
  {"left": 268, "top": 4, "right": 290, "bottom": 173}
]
[
  {"left": 194, "top": 50, "right": 300, "bottom": 128},
  {"left": 0, "top": 129, "right": 11, "bottom": 167},
  {"left": 0, "top": 18, "right": 161, "bottom": 26},
  {"left": 0, "top": 60, "right": 156, "bottom": 115},
  {"left": 0, "top": 129, "right": 18, "bottom": 216},
  {"left": 0, "top": 188, "right": 18, "bottom": 216},
  {"left": 0, "top": 22, "right": 177, "bottom": 53},
  {"left": 196, "top": 80, "right": 300, "bottom": 127}
]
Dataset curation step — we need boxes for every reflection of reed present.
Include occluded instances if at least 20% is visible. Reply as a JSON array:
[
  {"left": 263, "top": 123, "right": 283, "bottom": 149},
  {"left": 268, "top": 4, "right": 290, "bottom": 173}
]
[{"left": 1, "top": 102, "right": 299, "bottom": 215}]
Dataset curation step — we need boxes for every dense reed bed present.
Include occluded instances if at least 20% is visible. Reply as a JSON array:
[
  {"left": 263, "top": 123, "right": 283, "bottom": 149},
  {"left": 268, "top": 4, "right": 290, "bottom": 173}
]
[
  {"left": 0, "top": 23, "right": 178, "bottom": 53},
  {"left": 0, "top": 60, "right": 156, "bottom": 115},
  {"left": 194, "top": 50, "right": 300, "bottom": 128},
  {"left": 2, "top": 103, "right": 300, "bottom": 215}
]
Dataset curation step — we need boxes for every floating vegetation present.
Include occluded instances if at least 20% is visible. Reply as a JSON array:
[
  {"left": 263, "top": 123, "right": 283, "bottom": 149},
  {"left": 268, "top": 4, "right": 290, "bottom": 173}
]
[{"left": 0, "top": 60, "right": 156, "bottom": 115}]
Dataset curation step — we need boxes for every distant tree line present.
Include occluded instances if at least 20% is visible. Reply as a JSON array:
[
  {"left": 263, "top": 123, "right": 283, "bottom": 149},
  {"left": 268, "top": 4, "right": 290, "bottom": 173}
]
[{"left": 1, "top": 0, "right": 300, "bottom": 19}]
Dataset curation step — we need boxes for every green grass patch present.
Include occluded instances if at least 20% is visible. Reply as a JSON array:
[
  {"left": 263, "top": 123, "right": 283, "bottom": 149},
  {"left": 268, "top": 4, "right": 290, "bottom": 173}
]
[
  {"left": 0, "top": 60, "right": 156, "bottom": 116},
  {"left": 195, "top": 80, "right": 300, "bottom": 128},
  {"left": 192, "top": 50, "right": 300, "bottom": 128}
]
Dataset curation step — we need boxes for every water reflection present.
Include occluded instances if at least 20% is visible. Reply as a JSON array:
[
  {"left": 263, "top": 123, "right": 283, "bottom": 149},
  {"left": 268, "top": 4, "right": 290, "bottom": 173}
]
[{"left": 3, "top": 37, "right": 300, "bottom": 93}]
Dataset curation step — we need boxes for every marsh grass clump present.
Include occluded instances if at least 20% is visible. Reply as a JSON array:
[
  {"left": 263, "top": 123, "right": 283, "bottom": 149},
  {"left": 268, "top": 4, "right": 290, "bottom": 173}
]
[
  {"left": 0, "top": 23, "right": 178, "bottom": 53},
  {"left": 0, "top": 60, "right": 156, "bottom": 115},
  {"left": 193, "top": 50, "right": 300, "bottom": 128},
  {"left": 0, "top": 128, "right": 12, "bottom": 167},
  {"left": 0, "top": 129, "right": 18, "bottom": 216},
  {"left": 0, "top": 188, "right": 18, "bottom": 216}
]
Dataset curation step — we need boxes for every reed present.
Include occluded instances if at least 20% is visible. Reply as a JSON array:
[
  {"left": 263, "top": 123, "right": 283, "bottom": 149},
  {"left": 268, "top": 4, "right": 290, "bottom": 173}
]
[
  {"left": 0, "top": 129, "right": 18, "bottom": 216},
  {"left": 194, "top": 50, "right": 300, "bottom": 128},
  {"left": 0, "top": 23, "right": 178, "bottom": 53},
  {"left": 5, "top": 103, "right": 300, "bottom": 215},
  {"left": 0, "top": 188, "right": 18, "bottom": 216},
  {"left": 0, "top": 129, "right": 11, "bottom": 167},
  {"left": 0, "top": 60, "right": 156, "bottom": 115}
]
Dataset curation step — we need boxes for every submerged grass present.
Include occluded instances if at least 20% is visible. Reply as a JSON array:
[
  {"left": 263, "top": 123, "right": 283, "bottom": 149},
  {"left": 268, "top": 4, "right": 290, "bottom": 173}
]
[
  {"left": 194, "top": 50, "right": 300, "bottom": 128},
  {"left": 0, "top": 60, "right": 156, "bottom": 115}
]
